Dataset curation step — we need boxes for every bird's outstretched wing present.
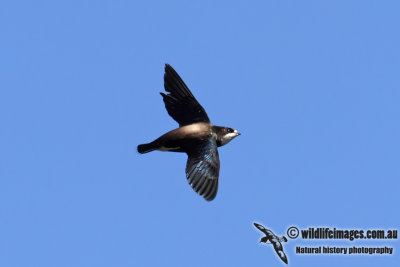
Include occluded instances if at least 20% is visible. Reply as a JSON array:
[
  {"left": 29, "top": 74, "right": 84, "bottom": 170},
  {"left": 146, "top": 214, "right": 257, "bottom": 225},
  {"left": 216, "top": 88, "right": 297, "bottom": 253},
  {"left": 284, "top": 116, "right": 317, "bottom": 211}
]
[
  {"left": 161, "top": 64, "right": 210, "bottom": 126},
  {"left": 254, "top": 222, "right": 270, "bottom": 235},
  {"left": 273, "top": 244, "right": 288, "bottom": 264},
  {"left": 185, "top": 138, "right": 220, "bottom": 201}
]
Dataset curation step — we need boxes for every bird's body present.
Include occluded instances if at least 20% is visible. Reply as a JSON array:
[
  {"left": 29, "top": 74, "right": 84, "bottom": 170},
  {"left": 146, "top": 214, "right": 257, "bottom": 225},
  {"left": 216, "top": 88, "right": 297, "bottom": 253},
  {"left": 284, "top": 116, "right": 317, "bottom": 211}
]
[
  {"left": 137, "top": 64, "right": 240, "bottom": 201},
  {"left": 138, "top": 122, "right": 212, "bottom": 153},
  {"left": 138, "top": 122, "right": 239, "bottom": 153}
]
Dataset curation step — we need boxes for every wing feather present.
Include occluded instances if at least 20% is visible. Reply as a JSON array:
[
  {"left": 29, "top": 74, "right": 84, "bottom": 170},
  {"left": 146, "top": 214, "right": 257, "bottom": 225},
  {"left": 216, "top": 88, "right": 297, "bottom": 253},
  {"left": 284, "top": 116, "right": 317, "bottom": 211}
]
[
  {"left": 273, "top": 245, "right": 288, "bottom": 264},
  {"left": 161, "top": 64, "right": 210, "bottom": 126},
  {"left": 185, "top": 138, "right": 220, "bottom": 201},
  {"left": 254, "top": 223, "right": 270, "bottom": 235}
]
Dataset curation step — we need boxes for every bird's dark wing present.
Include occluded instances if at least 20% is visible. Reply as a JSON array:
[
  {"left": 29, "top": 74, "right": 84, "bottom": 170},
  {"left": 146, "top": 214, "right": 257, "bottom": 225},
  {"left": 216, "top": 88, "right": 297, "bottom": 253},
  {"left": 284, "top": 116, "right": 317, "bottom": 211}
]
[
  {"left": 254, "top": 223, "right": 270, "bottom": 235},
  {"left": 161, "top": 64, "right": 210, "bottom": 126},
  {"left": 273, "top": 243, "right": 288, "bottom": 264},
  {"left": 185, "top": 138, "right": 220, "bottom": 201}
]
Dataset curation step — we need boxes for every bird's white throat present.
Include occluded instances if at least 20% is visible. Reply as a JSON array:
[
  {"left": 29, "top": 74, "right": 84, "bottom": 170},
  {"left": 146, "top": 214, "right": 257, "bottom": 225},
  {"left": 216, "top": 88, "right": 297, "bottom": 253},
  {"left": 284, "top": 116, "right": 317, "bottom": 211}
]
[{"left": 220, "top": 132, "right": 239, "bottom": 146}]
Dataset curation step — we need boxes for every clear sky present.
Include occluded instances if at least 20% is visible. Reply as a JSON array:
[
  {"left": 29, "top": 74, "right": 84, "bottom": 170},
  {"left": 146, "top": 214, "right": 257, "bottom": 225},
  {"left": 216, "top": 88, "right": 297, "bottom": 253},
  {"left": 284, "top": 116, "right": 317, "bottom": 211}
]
[{"left": 1, "top": 1, "right": 399, "bottom": 266}]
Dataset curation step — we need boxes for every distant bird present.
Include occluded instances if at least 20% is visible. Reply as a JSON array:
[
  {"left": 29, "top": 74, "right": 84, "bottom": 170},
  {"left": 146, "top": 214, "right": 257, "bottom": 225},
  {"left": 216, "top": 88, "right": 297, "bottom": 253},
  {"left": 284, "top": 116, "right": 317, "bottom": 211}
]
[
  {"left": 253, "top": 222, "right": 288, "bottom": 264},
  {"left": 137, "top": 64, "right": 240, "bottom": 201}
]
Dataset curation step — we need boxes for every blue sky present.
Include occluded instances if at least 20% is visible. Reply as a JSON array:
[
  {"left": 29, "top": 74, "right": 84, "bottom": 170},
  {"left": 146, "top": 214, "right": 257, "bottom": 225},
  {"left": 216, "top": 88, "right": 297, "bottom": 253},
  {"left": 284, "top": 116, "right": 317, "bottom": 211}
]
[{"left": 1, "top": 1, "right": 399, "bottom": 266}]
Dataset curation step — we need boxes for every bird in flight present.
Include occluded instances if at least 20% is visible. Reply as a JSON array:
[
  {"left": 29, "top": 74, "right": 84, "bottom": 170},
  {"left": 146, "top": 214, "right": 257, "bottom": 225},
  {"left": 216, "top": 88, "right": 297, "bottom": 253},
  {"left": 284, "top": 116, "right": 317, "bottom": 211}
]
[
  {"left": 253, "top": 222, "right": 288, "bottom": 264},
  {"left": 137, "top": 64, "right": 240, "bottom": 201}
]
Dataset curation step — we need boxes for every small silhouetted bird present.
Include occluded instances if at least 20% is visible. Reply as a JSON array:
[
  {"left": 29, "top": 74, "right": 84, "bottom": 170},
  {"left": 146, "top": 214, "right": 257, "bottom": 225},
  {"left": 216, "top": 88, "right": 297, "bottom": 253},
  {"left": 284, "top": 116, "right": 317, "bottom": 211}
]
[
  {"left": 137, "top": 64, "right": 240, "bottom": 201},
  {"left": 254, "top": 222, "right": 288, "bottom": 264}
]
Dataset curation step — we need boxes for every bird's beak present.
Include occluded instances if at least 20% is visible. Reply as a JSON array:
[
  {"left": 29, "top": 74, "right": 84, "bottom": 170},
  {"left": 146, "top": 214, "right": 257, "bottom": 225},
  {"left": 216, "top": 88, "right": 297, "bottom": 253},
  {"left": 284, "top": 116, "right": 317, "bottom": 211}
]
[{"left": 234, "top": 130, "right": 241, "bottom": 136}]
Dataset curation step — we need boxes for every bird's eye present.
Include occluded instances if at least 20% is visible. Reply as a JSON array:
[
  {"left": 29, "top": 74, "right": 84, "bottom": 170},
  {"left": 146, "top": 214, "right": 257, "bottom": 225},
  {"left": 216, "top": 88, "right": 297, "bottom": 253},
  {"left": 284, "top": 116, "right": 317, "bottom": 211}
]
[{"left": 227, "top": 128, "right": 233, "bottom": 133}]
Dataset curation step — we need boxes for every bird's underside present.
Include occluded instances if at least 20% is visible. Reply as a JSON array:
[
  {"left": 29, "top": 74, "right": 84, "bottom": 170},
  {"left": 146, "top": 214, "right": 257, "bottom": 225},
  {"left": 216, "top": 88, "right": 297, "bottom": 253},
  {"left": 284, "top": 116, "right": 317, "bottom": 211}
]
[{"left": 155, "top": 122, "right": 213, "bottom": 152}]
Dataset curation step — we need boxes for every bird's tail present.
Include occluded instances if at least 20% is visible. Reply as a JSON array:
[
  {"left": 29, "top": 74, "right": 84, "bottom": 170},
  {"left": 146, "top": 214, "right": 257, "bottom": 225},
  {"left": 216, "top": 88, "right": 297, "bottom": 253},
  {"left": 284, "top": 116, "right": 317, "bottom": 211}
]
[{"left": 137, "top": 142, "right": 158, "bottom": 154}]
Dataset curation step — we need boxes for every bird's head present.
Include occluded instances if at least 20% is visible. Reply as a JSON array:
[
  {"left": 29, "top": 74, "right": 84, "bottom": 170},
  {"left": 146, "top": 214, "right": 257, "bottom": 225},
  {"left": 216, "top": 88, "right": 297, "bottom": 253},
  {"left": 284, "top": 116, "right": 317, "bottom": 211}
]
[
  {"left": 214, "top": 126, "right": 240, "bottom": 146},
  {"left": 259, "top": 236, "right": 269, "bottom": 243}
]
